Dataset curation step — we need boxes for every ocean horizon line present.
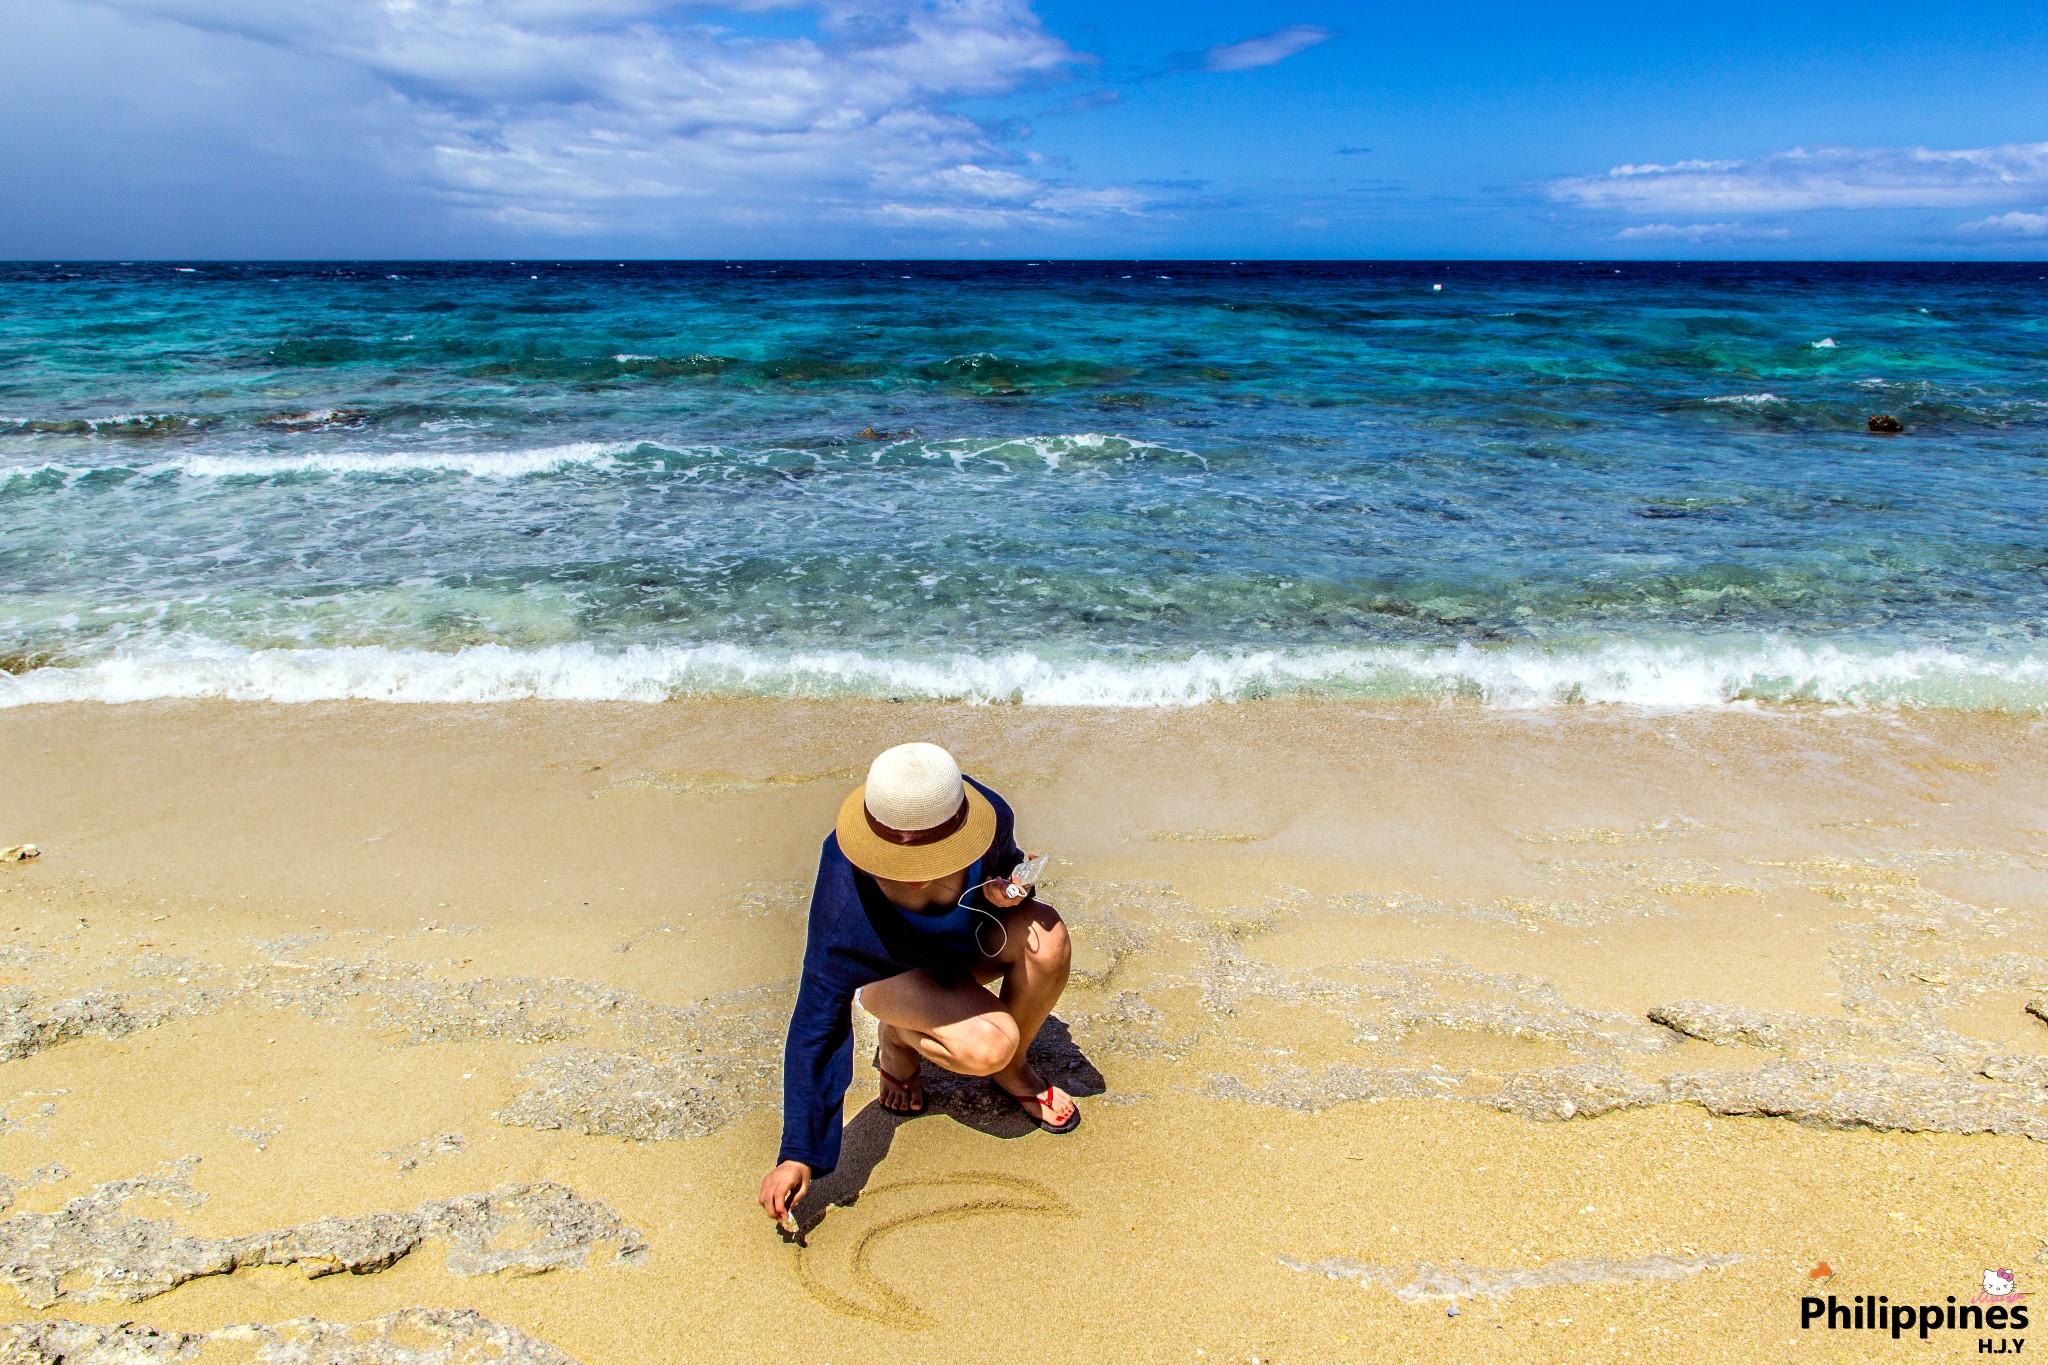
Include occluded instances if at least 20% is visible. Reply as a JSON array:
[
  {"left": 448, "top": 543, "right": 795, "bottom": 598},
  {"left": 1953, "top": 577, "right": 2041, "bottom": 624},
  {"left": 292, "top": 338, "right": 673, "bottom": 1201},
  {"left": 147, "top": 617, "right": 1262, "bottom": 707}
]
[{"left": 9, "top": 257, "right": 2048, "bottom": 268}]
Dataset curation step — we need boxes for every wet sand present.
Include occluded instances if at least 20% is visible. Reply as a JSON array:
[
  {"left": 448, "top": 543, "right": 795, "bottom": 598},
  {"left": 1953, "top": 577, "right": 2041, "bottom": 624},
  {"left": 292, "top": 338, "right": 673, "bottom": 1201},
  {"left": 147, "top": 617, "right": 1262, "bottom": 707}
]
[{"left": 0, "top": 699, "right": 2044, "bottom": 1362}]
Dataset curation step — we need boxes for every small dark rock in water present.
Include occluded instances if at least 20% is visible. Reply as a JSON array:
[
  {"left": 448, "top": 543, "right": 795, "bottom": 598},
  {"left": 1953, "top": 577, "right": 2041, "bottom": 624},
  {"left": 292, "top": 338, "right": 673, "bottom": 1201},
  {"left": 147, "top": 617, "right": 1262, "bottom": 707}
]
[
  {"left": 259, "top": 407, "right": 371, "bottom": 431},
  {"left": 1867, "top": 414, "right": 1904, "bottom": 434},
  {"left": 856, "top": 426, "right": 892, "bottom": 441}
]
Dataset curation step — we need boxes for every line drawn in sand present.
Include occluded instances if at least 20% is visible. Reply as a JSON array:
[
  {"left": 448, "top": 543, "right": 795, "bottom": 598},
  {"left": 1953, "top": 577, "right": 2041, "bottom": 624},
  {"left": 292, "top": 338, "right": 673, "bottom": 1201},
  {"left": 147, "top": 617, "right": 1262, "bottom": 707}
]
[{"left": 792, "top": 1170, "right": 1071, "bottom": 1330}]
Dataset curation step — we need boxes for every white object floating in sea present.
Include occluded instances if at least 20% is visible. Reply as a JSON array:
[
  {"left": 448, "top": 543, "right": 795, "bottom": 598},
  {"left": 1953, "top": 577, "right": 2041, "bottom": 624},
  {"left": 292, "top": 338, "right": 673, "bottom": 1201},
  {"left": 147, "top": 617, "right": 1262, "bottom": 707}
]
[
  {"left": 1812, "top": 337, "right": 1838, "bottom": 349},
  {"left": 1433, "top": 283, "right": 1443, "bottom": 291}
]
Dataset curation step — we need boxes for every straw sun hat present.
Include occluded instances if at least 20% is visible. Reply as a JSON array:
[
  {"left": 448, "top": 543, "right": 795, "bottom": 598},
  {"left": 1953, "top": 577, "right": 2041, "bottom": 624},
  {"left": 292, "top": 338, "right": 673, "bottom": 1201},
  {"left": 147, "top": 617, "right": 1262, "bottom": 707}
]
[{"left": 836, "top": 742, "right": 996, "bottom": 882}]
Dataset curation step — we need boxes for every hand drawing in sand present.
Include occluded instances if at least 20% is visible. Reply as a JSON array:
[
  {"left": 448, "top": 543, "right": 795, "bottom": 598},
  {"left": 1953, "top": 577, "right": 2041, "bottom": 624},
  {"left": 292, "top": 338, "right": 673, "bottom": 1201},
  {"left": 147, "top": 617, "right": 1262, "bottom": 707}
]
[{"left": 789, "top": 1170, "right": 1073, "bottom": 1330}]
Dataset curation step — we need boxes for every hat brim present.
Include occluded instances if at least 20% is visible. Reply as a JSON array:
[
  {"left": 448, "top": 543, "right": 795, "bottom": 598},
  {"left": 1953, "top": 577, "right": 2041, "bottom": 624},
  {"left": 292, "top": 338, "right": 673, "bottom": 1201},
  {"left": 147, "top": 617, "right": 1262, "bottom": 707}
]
[{"left": 836, "top": 783, "right": 997, "bottom": 882}]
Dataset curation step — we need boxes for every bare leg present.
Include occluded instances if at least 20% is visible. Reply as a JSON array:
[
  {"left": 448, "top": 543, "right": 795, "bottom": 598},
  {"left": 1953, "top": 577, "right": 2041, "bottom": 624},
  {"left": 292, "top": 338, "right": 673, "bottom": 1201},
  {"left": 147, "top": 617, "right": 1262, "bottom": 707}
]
[
  {"left": 859, "top": 971, "right": 1022, "bottom": 1084},
  {"left": 859, "top": 902, "right": 1074, "bottom": 1124},
  {"left": 873, "top": 1021, "right": 925, "bottom": 1113},
  {"left": 973, "top": 900, "right": 1075, "bottom": 1125}
]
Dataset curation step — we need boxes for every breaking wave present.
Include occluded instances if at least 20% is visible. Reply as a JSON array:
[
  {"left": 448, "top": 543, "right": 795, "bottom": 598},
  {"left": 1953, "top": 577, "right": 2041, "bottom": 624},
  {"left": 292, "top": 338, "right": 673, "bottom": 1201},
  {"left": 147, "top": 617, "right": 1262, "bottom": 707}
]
[
  {"left": 174, "top": 441, "right": 637, "bottom": 480},
  {"left": 4, "top": 638, "right": 2045, "bottom": 711},
  {"left": 0, "top": 432, "right": 1195, "bottom": 488}
]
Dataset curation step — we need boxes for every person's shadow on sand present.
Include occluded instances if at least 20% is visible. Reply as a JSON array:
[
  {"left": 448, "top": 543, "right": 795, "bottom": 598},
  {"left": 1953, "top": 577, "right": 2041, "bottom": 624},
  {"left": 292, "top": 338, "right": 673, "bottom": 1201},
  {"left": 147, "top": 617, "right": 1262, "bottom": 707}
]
[{"left": 794, "top": 1015, "right": 1103, "bottom": 1230}]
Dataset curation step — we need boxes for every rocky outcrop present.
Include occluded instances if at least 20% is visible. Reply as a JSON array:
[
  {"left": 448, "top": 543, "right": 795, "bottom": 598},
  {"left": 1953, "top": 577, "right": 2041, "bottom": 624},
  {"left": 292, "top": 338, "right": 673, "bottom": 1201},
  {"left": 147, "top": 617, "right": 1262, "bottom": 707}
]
[
  {"left": 1280, "top": 1252, "right": 1744, "bottom": 1302},
  {"left": 0, "top": 990, "right": 137, "bottom": 1061},
  {"left": 500, "top": 1049, "right": 749, "bottom": 1142},
  {"left": 1669, "top": 1061, "right": 2048, "bottom": 1142},
  {"left": 1648, "top": 1000, "right": 1790, "bottom": 1049},
  {"left": 1491, "top": 1063, "right": 1669, "bottom": 1121},
  {"left": 0, "top": 1161, "right": 643, "bottom": 1308},
  {"left": 0, "top": 1165, "right": 67, "bottom": 1213},
  {"left": 1203, "top": 1064, "right": 1459, "bottom": 1111},
  {"left": 0, "top": 1308, "right": 579, "bottom": 1364}
]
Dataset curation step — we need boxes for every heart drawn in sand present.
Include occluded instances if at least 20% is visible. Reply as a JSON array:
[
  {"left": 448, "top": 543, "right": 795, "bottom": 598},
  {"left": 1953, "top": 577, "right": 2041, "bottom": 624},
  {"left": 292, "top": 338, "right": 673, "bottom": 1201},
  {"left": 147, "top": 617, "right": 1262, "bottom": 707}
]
[{"left": 791, "top": 1170, "right": 1072, "bottom": 1331}]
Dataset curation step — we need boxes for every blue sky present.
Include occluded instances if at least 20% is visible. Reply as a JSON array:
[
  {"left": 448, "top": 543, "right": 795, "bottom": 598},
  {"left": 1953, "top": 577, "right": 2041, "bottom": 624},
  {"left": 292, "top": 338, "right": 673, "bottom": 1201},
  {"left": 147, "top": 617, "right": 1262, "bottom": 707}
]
[{"left": 2, "top": 0, "right": 2044, "bottom": 258}]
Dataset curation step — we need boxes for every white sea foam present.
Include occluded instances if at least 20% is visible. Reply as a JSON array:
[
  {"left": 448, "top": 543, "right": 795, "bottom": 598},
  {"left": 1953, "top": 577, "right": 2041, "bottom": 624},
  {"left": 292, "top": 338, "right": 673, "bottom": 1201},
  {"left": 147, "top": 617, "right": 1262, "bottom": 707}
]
[
  {"left": 1, "top": 412, "right": 196, "bottom": 434},
  {"left": 8, "top": 439, "right": 637, "bottom": 486},
  {"left": 175, "top": 441, "right": 635, "bottom": 480},
  {"left": 922, "top": 432, "right": 1199, "bottom": 472},
  {"left": 1703, "top": 393, "right": 1783, "bottom": 406},
  {"left": 3, "top": 432, "right": 1191, "bottom": 486},
  {"left": 4, "top": 639, "right": 2044, "bottom": 711},
  {"left": 0, "top": 462, "right": 90, "bottom": 488}
]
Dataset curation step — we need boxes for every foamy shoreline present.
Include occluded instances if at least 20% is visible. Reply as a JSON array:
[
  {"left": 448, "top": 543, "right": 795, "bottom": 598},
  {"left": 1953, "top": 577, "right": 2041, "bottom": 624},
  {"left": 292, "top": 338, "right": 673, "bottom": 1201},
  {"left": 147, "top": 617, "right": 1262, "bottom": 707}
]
[{"left": 4, "top": 637, "right": 2046, "bottom": 711}]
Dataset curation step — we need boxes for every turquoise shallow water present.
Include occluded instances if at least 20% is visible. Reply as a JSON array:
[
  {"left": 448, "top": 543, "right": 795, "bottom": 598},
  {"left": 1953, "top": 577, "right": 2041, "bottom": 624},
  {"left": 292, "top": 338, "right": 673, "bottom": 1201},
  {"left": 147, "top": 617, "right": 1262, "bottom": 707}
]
[{"left": 2, "top": 260, "right": 2044, "bottom": 707}]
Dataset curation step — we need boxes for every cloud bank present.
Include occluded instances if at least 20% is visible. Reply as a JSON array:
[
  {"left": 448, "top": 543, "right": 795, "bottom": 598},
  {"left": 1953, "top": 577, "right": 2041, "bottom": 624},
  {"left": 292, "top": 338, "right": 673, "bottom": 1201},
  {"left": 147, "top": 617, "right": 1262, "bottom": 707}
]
[
  {"left": 93, "top": 0, "right": 1135, "bottom": 235},
  {"left": 1550, "top": 140, "right": 2048, "bottom": 214},
  {"left": 1612, "top": 222, "right": 1791, "bottom": 243},
  {"left": 1962, "top": 209, "right": 2048, "bottom": 236}
]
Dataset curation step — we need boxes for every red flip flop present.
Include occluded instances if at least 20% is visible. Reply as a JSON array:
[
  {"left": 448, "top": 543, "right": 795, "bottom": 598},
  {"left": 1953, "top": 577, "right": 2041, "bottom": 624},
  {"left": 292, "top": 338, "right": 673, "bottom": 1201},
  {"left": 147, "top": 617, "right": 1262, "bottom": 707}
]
[
  {"left": 873, "top": 1044, "right": 925, "bottom": 1113},
  {"left": 990, "top": 1077, "right": 1080, "bottom": 1133}
]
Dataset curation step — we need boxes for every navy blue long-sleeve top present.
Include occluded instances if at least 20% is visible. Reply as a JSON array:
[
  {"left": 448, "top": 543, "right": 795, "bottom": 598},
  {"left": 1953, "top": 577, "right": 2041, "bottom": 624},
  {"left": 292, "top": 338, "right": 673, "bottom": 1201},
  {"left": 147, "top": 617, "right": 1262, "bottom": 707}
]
[{"left": 777, "top": 776, "right": 1023, "bottom": 1174}]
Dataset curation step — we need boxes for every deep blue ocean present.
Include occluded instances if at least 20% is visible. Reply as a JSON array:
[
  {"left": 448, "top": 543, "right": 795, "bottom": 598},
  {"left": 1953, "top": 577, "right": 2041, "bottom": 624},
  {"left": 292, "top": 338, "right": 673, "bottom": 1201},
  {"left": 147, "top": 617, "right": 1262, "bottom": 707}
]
[{"left": 2, "top": 260, "right": 2044, "bottom": 707}]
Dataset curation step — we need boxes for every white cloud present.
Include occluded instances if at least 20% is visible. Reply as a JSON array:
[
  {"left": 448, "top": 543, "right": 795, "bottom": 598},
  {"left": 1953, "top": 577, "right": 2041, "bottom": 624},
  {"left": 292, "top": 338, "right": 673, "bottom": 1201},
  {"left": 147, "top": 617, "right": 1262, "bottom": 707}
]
[
  {"left": 1550, "top": 141, "right": 2048, "bottom": 214},
  {"left": 871, "top": 163, "right": 1143, "bottom": 224},
  {"left": 91, "top": 0, "right": 1137, "bottom": 235},
  {"left": 1202, "top": 24, "right": 1333, "bottom": 73},
  {"left": 1961, "top": 208, "right": 2048, "bottom": 236},
  {"left": 1613, "top": 221, "right": 1791, "bottom": 242}
]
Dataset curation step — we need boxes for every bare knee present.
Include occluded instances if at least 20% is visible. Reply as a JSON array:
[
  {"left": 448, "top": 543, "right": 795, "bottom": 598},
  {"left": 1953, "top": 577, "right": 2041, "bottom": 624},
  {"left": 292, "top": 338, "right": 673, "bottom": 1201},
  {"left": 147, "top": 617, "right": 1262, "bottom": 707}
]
[
  {"left": 1026, "top": 910, "right": 1070, "bottom": 973},
  {"left": 946, "top": 1013, "right": 1020, "bottom": 1076}
]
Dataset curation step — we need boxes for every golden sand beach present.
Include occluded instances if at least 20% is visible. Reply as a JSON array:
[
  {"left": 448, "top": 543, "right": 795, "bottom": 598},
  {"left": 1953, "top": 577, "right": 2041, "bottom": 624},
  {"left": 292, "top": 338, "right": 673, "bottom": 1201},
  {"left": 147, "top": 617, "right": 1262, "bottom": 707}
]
[{"left": 0, "top": 699, "right": 2043, "bottom": 1362}]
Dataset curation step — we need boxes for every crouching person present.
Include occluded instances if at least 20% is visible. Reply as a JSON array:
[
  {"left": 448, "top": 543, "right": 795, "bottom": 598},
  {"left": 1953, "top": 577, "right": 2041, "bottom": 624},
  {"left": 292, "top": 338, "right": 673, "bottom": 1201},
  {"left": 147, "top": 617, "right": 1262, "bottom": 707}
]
[{"left": 759, "top": 743, "right": 1075, "bottom": 1224}]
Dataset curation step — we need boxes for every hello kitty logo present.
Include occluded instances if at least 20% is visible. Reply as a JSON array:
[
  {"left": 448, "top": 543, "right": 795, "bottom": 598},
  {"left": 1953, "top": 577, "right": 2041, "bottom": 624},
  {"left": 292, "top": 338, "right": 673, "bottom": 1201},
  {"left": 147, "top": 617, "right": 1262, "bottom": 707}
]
[{"left": 1976, "top": 1269, "right": 2028, "bottom": 1305}]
